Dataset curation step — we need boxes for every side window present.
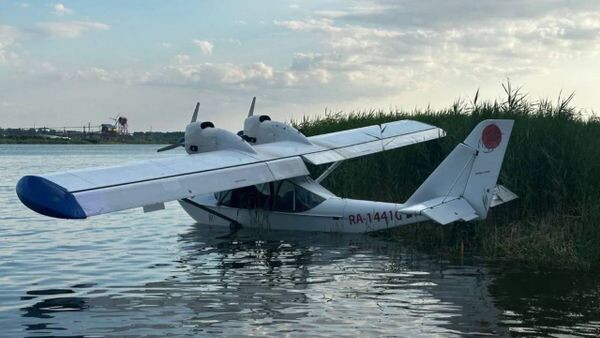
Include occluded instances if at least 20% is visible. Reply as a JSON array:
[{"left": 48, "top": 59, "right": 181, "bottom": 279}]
[
  {"left": 216, "top": 184, "right": 271, "bottom": 209},
  {"left": 255, "top": 183, "right": 271, "bottom": 209},
  {"left": 272, "top": 180, "right": 325, "bottom": 212},
  {"left": 272, "top": 180, "right": 295, "bottom": 212},
  {"left": 294, "top": 184, "right": 325, "bottom": 212},
  {"left": 217, "top": 180, "right": 325, "bottom": 212},
  {"left": 230, "top": 186, "right": 257, "bottom": 209}
]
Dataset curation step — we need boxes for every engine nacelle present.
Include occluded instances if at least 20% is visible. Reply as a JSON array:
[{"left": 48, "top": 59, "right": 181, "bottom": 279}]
[
  {"left": 242, "top": 115, "right": 311, "bottom": 145},
  {"left": 185, "top": 121, "right": 256, "bottom": 154}
]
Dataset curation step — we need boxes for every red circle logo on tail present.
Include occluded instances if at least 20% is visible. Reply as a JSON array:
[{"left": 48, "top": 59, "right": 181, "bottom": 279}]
[{"left": 482, "top": 124, "right": 502, "bottom": 149}]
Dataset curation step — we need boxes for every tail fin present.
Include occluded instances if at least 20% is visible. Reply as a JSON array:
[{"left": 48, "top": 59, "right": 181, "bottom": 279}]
[{"left": 400, "top": 119, "right": 514, "bottom": 224}]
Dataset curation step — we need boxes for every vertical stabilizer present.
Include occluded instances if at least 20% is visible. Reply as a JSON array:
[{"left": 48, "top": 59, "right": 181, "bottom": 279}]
[{"left": 401, "top": 119, "right": 514, "bottom": 223}]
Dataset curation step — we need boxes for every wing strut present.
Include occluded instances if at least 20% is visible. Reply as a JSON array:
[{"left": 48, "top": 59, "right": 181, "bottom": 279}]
[
  {"left": 316, "top": 161, "right": 343, "bottom": 183},
  {"left": 181, "top": 198, "right": 244, "bottom": 238},
  {"left": 181, "top": 198, "right": 241, "bottom": 226}
]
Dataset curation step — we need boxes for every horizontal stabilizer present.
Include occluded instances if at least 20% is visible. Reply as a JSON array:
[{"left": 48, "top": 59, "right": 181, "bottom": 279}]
[
  {"left": 490, "top": 184, "right": 518, "bottom": 207},
  {"left": 400, "top": 197, "right": 478, "bottom": 225}
]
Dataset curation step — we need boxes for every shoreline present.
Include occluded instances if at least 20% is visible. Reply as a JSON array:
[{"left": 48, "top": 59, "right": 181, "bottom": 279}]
[{"left": 0, "top": 135, "right": 182, "bottom": 145}]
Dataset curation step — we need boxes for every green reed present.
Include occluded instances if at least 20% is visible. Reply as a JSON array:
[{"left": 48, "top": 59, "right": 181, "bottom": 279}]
[{"left": 295, "top": 84, "right": 600, "bottom": 270}]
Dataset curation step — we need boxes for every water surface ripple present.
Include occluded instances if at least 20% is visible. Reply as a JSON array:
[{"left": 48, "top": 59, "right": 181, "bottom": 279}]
[{"left": 1, "top": 145, "right": 599, "bottom": 337}]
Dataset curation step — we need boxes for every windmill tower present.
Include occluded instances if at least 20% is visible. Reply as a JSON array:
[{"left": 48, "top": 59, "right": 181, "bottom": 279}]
[
  {"left": 110, "top": 114, "right": 129, "bottom": 135},
  {"left": 117, "top": 116, "right": 128, "bottom": 135}
]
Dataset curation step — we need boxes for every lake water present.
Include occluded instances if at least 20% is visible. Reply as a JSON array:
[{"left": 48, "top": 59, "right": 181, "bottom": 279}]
[{"left": 1, "top": 145, "right": 599, "bottom": 337}]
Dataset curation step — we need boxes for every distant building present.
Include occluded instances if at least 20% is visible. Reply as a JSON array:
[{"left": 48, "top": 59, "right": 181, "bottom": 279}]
[{"left": 101, "top": 124, "right": 117, "bottom": 134}]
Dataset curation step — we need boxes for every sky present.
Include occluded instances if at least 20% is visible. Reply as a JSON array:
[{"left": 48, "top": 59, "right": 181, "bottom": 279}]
[{"left": 1, "top": 0, "right": 600, "bottom": 131}]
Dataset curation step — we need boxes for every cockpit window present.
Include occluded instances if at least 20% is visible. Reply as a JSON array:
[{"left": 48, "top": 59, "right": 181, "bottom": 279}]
[
  {"left": 272, "top": 180, "right": 295, "bottom": 212},
  {"left": 293, "top": 182, "right": 326, "bottom": 212},
  {"left": 215, "top": 179, "right": 325, "bottom": 212}
]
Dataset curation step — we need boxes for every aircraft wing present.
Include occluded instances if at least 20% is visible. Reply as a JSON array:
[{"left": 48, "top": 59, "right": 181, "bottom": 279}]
[
  {"left": 16, "top": 150, "right": 309, "bottom": 219},
  {"left": 253, "top": 120, "right": 445, "bottom": 165},
  {"left": 304, "top": 120, "right": 445, "bottom": 164},
  {"left": 17, "top": 119, "right": 444, "bottom": 220}
]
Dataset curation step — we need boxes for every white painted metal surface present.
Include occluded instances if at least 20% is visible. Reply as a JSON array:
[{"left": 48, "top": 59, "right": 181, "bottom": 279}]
[
  {"left": 400, "top": 197, "right": 478, "bottom": 225},
  {"left": 17, "top": 113, "right": 516, "bottom": 234},
  {"left": 36, "top": 150, "right": 310, "bottom": 217},
  {"left": 246, "top": 117, "right": 313, "bottom": 145},
  {"left": 303, "top": 120, "right": 445, "bottom": 165},
  {"left": 43, "top": 150, "right": 258, "bottom": 191},
  {"left": 180, "top": 193, "right": 428, "bottom": 233},
  {"left": 185, "top": 124, "right": 257, "bottom": 154},
  {"left": 491, "top": 185, "right": 518, "bottom": 207},
  {"left": 247, "top": 120, "right": 444, "bottom": 165},
  {"left": 178, "top": 119, "right": 515, "bottom": 232},
  {"left": 402, "top": 119, "right": 514, "bottom": 222}
]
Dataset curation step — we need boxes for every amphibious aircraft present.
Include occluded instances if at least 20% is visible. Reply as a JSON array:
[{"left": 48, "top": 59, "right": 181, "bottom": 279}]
[{"left": 16, "top": 99, "right": 517, "bottom": 233}]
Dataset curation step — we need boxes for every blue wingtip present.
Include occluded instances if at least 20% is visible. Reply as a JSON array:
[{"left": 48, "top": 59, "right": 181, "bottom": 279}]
[{"left": 16, "top": 175, "right": 87, "bottom": 219}]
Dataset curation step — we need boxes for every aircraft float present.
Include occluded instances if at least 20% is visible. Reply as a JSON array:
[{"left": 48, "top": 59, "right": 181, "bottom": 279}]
[{"left": 16, "top": 99, "right": 517, "bottom": 233}]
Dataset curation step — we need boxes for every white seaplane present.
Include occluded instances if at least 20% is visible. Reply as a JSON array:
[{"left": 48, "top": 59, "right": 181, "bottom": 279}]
[{"left": 16, "top": 99, "right": 517, "bottom": 233}]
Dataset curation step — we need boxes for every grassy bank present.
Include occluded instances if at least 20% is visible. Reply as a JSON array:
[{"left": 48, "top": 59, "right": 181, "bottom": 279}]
[{"left": 296, "top": 86, "right": 600, "bottom": 270}]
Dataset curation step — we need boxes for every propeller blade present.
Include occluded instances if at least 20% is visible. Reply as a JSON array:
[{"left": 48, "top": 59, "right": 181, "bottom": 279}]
[
  {"left": 157, "top": 137, "right": 184, "bottom": 152},
  {"left": 248, "top": 97, "right": 256, "bottom": 117},
  {"left": 191, "top": 102, "right": 200, "bottom": 123},
  {"left": 157, "top": 144, "right": 180, "bottom": 152}
]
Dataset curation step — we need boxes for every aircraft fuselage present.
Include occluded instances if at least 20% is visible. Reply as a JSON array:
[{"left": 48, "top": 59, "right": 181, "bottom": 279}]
[{"left": 178, "top": 176, "right": 427, "bottom": 233}]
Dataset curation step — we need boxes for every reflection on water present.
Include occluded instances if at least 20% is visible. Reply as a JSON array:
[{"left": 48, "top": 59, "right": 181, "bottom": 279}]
[
  {"left": 9, "top": 226, "right": 600, "bottom": 337},
  {"left": 1, "top": 145, "right": 600, "bottom": 337},
  {"left": 171, "top": 228, "right": 501, "bottom": 336},
  {"left": 14, "top": 228, "right": 508, "bottom": 337}
]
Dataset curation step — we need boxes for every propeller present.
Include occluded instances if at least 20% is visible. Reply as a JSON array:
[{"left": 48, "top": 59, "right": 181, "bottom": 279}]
[
  {"left": 238, "top": 97, "right": 257, "bottom": 139},
  {"left": 248, "top": 97, "right": 256, "bottom": 117},
  {"left": 156, "top": 138, "right": 183, "bottom": 152},
  {"left": 191, "top": 102, "right": 200, "bottom": 123},
  {"left": 157, "top": 102, "right": 200, "bottom": 152}
]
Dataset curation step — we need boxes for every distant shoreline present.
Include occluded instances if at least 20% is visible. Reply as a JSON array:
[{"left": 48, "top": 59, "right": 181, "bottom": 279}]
[{"left": 0, "top": 133, "right": 183, "bottom": 145}]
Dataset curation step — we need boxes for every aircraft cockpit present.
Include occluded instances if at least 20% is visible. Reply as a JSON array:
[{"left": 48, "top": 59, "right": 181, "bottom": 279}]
[{"left": 215, "top": 177, "right": 331, "bottom": 212}]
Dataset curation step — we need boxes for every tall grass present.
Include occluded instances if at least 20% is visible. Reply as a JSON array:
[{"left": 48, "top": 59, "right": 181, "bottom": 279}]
[{"left": 295, "top": 84, "right": 600, "bottom": 270}]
